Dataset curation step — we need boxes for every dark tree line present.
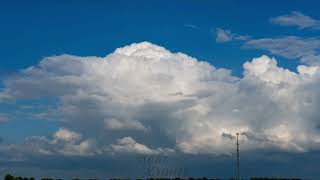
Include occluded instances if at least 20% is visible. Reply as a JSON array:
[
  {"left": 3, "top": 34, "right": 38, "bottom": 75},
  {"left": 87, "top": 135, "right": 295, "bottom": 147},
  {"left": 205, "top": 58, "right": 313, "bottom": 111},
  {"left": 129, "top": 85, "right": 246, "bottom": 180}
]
[
  {"left": 3, "top": 174, "right": 303, "bottom": 180},
  {"left": 250, "top": 178, "right": 302, "bottom": 180},
  {"left": 4, "top": 174, "right": 35, "bottom": 180},
  {"left": 4, "top": 174, "right": 62, "bottom": 180}
]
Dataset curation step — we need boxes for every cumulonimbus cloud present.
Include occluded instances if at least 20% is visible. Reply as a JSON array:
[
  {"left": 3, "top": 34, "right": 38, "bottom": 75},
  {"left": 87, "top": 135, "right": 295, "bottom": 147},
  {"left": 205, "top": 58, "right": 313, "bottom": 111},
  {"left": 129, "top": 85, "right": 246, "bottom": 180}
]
[{"left": 1, "top": 42, "right": 320, "bottom": 159}]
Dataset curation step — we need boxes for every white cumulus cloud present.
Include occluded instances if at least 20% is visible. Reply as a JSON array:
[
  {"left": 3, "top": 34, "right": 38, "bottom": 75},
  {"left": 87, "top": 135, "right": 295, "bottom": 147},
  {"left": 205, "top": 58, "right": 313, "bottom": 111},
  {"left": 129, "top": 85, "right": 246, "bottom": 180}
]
[
  {"left": 54, "top": 128, "right": 82, "bottom": 143},
  {"left": 111, "top": 137, "right": 174, "bottom": 155}
]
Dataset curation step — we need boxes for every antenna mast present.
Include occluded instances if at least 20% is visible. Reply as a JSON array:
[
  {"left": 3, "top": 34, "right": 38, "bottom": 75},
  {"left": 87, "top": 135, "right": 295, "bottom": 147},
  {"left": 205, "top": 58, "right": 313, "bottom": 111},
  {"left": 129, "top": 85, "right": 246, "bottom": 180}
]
[{"left": 236, "top": 133, "right": 240, "bottom": 180}]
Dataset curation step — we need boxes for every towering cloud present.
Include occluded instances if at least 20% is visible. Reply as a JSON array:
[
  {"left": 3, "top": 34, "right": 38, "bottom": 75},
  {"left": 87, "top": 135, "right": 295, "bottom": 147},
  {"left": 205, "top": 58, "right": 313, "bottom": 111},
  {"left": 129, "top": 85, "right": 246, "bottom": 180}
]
[{"left": 1, "top": 42, "right": 320, "bottom": 160}]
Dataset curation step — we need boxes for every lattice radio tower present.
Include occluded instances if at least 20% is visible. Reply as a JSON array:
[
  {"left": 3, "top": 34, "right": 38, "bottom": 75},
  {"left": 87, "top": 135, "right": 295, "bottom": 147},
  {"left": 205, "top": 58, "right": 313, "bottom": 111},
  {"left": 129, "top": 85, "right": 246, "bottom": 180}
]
[{"left": 236, "top": 133, "right": 240, "bottom": 180}]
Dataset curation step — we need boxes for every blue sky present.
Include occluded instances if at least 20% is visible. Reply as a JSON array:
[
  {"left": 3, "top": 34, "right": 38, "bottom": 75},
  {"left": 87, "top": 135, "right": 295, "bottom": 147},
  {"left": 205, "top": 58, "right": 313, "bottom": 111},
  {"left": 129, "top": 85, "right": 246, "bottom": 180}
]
[
  {"left": 1, "top": 1, "right": 320, "bottom": 179},
  {"left": 2, "top": 1, "right": 318, "bottom": 74}
]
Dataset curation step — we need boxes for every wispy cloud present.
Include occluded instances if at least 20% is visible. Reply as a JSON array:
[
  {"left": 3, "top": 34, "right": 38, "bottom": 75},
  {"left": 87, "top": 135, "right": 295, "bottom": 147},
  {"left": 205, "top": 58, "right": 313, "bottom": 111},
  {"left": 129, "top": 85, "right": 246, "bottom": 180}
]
[
  {"left": 243, "top": 36, "right": 320, "bottom": 65},
  {"left": 216, "top": 24, "right": 320, "bottom": 64},
  {"left": 271, "top": 11, "right": 320, "bottom": 30},
  {"left": 184, "top": 24, "right": 200, "bottom": 29},
  {"left": 216, "top": 28, "right": 250, "bottom": 43},
  {"left": 216, "top": 28, "right": 233, "bottom": 43},
  {"left": 0, "top": 114, "right": 9, "bottom": 123}
]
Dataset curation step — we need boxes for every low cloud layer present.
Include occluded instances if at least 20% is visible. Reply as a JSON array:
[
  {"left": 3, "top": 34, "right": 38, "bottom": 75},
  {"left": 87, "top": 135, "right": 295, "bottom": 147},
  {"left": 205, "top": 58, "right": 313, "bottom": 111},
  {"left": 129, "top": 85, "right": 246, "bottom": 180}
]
[{"left": 1, "top": 42, "right": 320, "bottom": 164}]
